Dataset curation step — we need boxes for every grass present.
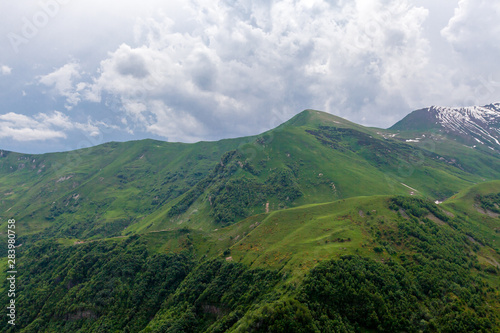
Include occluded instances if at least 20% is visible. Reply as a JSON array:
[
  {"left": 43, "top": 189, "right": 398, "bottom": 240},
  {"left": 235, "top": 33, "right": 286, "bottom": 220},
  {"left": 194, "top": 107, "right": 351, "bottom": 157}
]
[
  {"left": 441, "top": 180, "right": 500, "bottom": 273},
  {"left": 221, "top": 196, "right": 392, "bottom": 276},
  {"left": 1, "top": 109, "right": 500, "bottom": 251},
  {"left": 159, "top": 185, "right": 500, "bottom": 287},
  {"left": 0, "top": 259, "right": 6, "bottom": 294},
  {"left": 14, "top": 187, "right": 499, "bottom": 330}
]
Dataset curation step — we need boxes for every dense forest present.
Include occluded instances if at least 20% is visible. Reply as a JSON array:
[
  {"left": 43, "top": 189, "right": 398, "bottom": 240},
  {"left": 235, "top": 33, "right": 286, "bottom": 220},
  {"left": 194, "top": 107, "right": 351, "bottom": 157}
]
[{"left": 2, "top": 194, "right": 499, "bottom": 332}]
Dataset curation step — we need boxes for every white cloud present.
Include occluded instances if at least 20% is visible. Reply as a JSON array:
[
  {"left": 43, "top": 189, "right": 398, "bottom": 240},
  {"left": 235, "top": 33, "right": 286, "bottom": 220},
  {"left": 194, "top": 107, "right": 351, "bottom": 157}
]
[
  {"left": 35, "top": 111, "right": 101, "bottom": 137},
  {"left": 145, "top": 100, "right": 206, "bottom": 142},
  {"left": 5, "top": 0, "right": 500, "bottom": 149},
  {"left": 438, "top": 0, "right": 500, "bottom": 106},
  {"left": 442, "top": 0, "right": 500, "bottom": 52},
  {"left": 0, "top": 111, "right": 101, "bottom": 142},
  {"left": 0, "top": 112, "right": 66, "bottom": 141},
  {"left": 60, "top": 0, "right": 433, "bottom": 140},
  {"left": 38, "top": 63, "right": 82, "bottom": 109},
  {"left": 1, "top": 65, "right": 12, "bottom": 75}
]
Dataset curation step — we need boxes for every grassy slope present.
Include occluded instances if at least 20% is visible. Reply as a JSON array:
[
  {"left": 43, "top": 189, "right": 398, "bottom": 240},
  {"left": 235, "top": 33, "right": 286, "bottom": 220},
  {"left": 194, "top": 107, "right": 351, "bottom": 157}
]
[
  {"left": 135, "top": 187, "right": 500, "bottom": 332},
  {"left": 382, "top": 127, "right": 500, "bottom": 180},
  {"left": 131, "top": 180, "right": 500, "bottom": 324},
  {"left": 441, "top": 181, "right": 500, "bottom": 285},
  {"left": 143, "top": 184, "right": 500, "bottom": 277},
  {"left": 2, "top": 182, "right": 500, "bottom": 331},
  {"left": 1, "top": 109, "right": 499, "bottom": 241},
  {"left": 0, "top": 137, "right": 254, "bottom": 238},
  {"left": 442, "top": 180, "right": 500, "bottom": 249},
  {"left": 132, "top": 110, "right": 497, "bottom": 234}
]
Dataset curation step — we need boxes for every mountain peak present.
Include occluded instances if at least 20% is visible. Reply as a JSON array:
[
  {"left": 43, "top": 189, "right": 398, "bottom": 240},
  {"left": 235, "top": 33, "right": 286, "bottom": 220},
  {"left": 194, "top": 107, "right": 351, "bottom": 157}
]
[
  {"left": 282, "top": 109, "right": 365, "bottom": 131},
  {"left": 391, "top": 103, "right": 500, "bottom": 148},
  {"left": 429, "top": 103, "right": 500, "bottom": 121}
]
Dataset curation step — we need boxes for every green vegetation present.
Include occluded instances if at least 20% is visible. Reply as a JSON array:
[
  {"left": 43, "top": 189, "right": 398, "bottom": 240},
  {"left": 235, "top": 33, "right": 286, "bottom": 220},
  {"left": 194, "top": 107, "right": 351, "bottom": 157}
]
[
  {"left": 2, "top": 191, "right": 499, "bottom": 332},
  {"left": 1, "top": 110, "right": 500, "bottom": 331},
  {"left": 299, "top": 256, "right": 495, "bottom": 332},
  {"left": 479, "top": 193, "right": 500, "bottom": 214},
  {"left": 3, "top": 110, "right": 499, "bottom": 237},
  {"left": 0, "top": 238, "right": 193, "bottom": 332}
]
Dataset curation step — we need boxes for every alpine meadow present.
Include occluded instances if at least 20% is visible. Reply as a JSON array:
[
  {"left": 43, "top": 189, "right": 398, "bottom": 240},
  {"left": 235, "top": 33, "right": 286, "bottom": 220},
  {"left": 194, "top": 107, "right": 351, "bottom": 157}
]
[{"left": 1, "top": 104, "right": 500, "bottom": 332}]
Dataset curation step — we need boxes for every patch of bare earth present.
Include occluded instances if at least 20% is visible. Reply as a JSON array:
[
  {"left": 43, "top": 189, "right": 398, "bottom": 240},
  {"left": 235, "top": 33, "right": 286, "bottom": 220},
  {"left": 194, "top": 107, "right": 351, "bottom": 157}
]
[
  {"left": 475, "top": 205, "right": 500, "bottom": 218},
  {"left": 426, "top": 213, "right": 446, "bottom": 226},
  {"left": 441, "top": 209, "right": 455, "bottom": 218},
  {"left": 466, "top": 235, "right": 483, "bottom": 246},
  {"left": 485, "top": 256, "right": 500, "bottom": 268}
]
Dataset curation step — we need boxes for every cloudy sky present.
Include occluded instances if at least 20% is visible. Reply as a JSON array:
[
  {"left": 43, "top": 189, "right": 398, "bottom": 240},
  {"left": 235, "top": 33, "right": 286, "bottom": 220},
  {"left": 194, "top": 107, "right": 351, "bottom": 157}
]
[{"left": 0, "top": 0, "right": 499, "bottom": 153}]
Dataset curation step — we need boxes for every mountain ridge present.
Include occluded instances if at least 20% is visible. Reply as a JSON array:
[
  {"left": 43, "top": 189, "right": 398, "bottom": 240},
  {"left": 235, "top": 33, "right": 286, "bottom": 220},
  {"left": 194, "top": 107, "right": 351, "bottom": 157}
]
[
  {"left": 2, "top": 103, "right": 500, "bottom": 156},
  {"left": 2, "top": 103, "right": 500, "bottom": 239},
  {"left": 1, "top": 104, "right": 500, "bottom": 332},
  {"left": 391, "top": 102, "right": 500, "bottom": 149}
]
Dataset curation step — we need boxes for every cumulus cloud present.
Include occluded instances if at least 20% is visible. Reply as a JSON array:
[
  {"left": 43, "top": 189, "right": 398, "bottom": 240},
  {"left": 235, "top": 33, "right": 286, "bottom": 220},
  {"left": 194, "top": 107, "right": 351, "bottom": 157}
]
[
  {"left": 26, "top": 0, "right": 500, "bottom": 145},
  {"left": 439, "top": 0, "right": 500, "bottom": 105},
  {"left": 442, "top": 0, "right": 500, "bottom": 54},
  {"left": 38, "top": 63, "right": 83, "bottom": 109},
  {"left": 0, "top": 111, "right": 101, "bottom": 142},
  {"left": 56, "top": 0, "right": 432, "bottom": 140},
  {"left": 0, "top": 112, "right": 66, "bottom": 141},
  {"left": 145, "top": 100, "right": 207, "bottom": 142},
  {"left": 1, "top": 65, "right": 12, "bottom": 75}
]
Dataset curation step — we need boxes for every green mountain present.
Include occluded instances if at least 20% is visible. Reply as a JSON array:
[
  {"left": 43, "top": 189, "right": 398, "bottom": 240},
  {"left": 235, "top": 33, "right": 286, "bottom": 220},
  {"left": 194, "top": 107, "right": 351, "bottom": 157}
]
[
  {"left": 1, "top": 108, "right": 500, "bottom": 332},
  {"left": 3, "top": 109, "right": 500, "bottom": 239}
]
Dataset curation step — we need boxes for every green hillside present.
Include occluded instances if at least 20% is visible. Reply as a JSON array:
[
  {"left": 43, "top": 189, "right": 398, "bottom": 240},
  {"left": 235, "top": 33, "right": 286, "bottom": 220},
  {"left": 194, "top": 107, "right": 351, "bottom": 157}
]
[
  {"left": 2, "top": 190, "right": 500, "bottom": 332},
  {"left": 140, "top": 109, "right": 499, "bottom": 231},
  {"left": 1, "top": 109, "right": 500, "bottom": 332},
  {"left": 2, "top": 110, "right": 500, "bottom": 240},
  {"left": 0, "top": 137, "right": 254, "bottom": 239}
]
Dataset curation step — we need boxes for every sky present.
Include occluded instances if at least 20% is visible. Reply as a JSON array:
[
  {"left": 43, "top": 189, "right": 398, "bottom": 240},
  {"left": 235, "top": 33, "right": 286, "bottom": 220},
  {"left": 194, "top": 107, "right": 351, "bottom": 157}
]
[{"left": 0, "top": 0, "right": 499, "bottom": 153}]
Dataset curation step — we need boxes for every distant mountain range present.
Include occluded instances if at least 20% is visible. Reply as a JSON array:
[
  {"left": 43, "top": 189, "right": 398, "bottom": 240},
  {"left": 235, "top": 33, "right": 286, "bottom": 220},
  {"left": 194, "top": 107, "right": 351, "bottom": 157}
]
[{"left": 1, "top": 103, "right": 500, "bottom": 332}]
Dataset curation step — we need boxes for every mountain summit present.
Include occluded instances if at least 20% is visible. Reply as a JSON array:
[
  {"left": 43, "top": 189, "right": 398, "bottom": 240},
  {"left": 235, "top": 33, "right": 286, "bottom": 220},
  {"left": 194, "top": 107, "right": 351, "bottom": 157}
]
[{"left": 391, "top": 103, "right": 500, "bottom": 148}]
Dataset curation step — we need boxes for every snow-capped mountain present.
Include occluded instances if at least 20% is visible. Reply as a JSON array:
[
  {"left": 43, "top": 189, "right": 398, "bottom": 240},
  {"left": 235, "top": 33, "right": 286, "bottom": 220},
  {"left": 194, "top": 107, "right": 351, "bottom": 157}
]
[{"left": 391, "top": 103, "right": 500, "bottom": 148}]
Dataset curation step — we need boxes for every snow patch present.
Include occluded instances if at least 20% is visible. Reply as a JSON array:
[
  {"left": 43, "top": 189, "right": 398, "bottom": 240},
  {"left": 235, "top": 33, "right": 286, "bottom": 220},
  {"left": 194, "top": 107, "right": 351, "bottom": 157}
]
[{"left": 430, "top": 104, "right": 500, "bottom": 147}]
